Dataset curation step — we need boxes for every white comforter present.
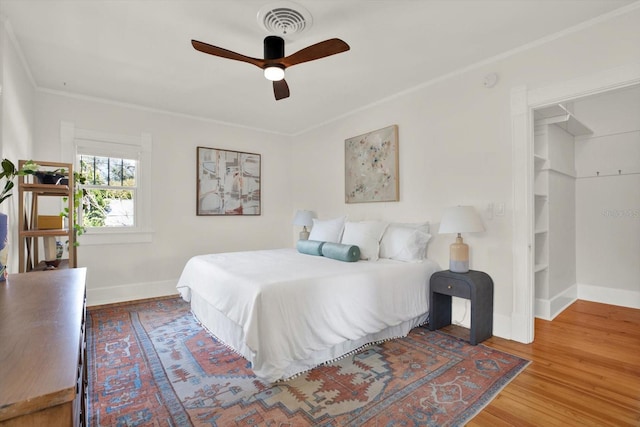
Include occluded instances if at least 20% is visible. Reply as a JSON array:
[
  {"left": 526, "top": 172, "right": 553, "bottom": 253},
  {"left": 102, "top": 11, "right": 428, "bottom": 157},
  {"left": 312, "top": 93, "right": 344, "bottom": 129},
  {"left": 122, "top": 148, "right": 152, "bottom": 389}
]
[{"left": 176, "top": 248, "right": 439, "bottom": 382}]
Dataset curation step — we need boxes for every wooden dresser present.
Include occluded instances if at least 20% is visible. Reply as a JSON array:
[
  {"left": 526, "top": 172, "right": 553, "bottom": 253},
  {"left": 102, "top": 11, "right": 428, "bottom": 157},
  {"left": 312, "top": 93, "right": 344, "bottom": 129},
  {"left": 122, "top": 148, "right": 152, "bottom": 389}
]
[{"left": 0, "top": 268, "right": 87, "bottom": 427}]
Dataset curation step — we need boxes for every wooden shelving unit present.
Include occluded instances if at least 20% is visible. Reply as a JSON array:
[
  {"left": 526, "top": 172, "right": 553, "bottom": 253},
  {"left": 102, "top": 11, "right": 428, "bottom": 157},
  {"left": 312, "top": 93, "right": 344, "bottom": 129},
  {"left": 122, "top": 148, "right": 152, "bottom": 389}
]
[{"left": 18, "top": 160, "right": 76, "bottom": 272}]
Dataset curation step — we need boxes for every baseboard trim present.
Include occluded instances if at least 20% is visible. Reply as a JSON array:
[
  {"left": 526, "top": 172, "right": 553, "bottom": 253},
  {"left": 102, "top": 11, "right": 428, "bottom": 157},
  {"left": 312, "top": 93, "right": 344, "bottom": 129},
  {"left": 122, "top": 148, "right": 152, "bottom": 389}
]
[
  {"left": 577, "top": 283, "right": 640, "bottom": 309},
  {"left": 535, "top": 284, "right": 578, "bottom": 321},
  {"left": 493, "top": 312, "right": 512, "bottom": 340},
  {"left": 536, "top": 283, "right": 640, "bottom": 320},
  {"left": 87, "top": 279, "right": 179, "bottom": 307},
  {"left": 534, "top": 299, "right": 550, "bottom": 321}
]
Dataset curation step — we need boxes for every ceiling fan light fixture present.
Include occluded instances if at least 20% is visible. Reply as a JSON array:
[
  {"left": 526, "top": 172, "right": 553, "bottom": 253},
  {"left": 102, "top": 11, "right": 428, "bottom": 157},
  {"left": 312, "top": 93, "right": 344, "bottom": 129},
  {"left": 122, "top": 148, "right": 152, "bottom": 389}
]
[{"left": 264, "top": 66, "right": 285, "bottom": 81}]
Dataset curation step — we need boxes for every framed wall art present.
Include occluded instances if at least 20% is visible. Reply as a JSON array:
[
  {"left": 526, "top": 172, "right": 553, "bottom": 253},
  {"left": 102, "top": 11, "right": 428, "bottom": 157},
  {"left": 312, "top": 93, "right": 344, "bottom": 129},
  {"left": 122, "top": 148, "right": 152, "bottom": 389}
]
[
  {"left": 197, "top": 146, "right": 261, "bottom": 215},
  {"left": 345, "top": 124, "right": 399, "bottom": 203}
]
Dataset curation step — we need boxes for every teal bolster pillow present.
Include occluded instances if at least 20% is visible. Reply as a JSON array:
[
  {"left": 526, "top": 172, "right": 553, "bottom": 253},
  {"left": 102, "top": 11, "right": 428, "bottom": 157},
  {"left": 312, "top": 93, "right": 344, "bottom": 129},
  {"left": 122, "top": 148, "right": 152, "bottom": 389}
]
[
  {"left": 297, "top": 239, "right": 325, "bottom": 256},
  {"left": 321, "top": 242, "right": 361, "bottom": 262}
]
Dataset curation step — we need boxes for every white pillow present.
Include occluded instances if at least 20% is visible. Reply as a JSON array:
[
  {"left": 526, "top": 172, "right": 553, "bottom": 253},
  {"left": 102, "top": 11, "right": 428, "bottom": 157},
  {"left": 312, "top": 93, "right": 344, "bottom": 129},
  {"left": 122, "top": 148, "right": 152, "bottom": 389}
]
[
  {"left": 340, "top": 221, "right": 388, "bottom": 261},
  {"left": 379, "top": 222, "right": 432, "bottom": 262},
  {"left": 308, "top": 216, "right": 346, "bottom": 243}
]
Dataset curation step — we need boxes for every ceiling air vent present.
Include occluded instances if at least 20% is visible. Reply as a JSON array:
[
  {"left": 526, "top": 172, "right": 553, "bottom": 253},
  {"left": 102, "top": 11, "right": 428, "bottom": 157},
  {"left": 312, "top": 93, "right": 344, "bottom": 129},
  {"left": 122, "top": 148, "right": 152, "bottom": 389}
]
[{"left": 257, "top": 2, "right": 313, "bottom": 36}]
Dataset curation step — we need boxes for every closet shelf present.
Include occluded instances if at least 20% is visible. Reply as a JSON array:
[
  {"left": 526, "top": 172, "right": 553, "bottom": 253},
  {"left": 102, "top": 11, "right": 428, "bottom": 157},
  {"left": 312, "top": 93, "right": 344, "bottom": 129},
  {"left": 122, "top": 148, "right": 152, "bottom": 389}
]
[
  {"left": 534, "top": 264, "right": 548, "bottom": 273},
  {"left": 542, "top": 166, "right": 577, "bottom": 179},
  {"left": 534, "top": 104, "right": 592, "bottom": 136},
  {"left": 577, "top": 170, "right": 640, "bottom": 179},
  {"left": 534, "top": 154, "right": 548, "bottom": 168}
]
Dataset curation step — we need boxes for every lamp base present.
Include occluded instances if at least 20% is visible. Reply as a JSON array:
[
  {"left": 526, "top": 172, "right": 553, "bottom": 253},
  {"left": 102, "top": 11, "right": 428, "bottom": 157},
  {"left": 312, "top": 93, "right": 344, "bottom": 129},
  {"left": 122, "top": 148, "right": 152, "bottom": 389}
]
[
  {"left": 449, "top": 259, "right": 469, "bottom": 273},
  {"left": 449, "top": 235, "right": 470, "bottom": 273},
  {"left": 299, "top": 226, "right": 310, "bottom": 241}
]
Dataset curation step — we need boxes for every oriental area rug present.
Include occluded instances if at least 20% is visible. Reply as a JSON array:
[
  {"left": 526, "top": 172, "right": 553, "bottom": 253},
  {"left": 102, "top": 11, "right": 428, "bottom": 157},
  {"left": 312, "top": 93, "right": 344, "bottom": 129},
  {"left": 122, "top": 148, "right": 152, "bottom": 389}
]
[{"left": 87, "top": 297, "right": 528, "bottom": 426}]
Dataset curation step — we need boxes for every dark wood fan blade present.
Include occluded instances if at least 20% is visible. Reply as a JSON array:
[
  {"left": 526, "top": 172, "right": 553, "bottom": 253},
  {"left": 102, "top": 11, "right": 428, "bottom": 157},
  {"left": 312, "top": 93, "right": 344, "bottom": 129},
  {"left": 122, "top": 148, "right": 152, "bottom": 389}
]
[
  {"left": 282, "top": 38, "right": 350, "bottom": 67},
  {"left": 273, "top": 79, "right": 290, "bottom": 100},
  {"left": 192, "top": 40, "right": 266, "bottom": 68}
]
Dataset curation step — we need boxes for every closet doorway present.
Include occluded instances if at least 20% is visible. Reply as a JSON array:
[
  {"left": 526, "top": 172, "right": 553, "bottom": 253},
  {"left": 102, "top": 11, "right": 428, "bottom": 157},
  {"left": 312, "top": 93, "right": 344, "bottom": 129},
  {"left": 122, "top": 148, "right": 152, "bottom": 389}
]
[
  {"left": 510, "top": 63, "right": 640, "bottom": 344},
  {"left": 532, "top": 85, "right": 640, "bottom": 321}
]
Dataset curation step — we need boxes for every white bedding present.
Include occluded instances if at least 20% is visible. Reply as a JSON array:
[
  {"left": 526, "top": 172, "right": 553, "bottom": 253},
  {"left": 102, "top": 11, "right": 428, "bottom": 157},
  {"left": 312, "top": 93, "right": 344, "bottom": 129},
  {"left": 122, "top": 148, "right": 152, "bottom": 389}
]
[{"left": 176, "top": 248, "right": 440, "bottom": 382}]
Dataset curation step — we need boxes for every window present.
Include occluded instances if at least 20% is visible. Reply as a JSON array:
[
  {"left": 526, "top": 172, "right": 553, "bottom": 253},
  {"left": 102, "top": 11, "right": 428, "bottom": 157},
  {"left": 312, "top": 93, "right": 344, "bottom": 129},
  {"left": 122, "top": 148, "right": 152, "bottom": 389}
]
[
  {"left": 79, "top": 155, "right": 137, "bottom": 227},
  {"left": 61, "top": 122, "right": 153, "bottom": 245}
]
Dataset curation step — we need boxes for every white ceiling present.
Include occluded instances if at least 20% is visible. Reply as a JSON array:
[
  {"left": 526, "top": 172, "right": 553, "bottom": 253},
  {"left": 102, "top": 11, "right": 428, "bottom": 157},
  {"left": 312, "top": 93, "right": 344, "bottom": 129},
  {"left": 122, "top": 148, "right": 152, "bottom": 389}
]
[{"left": 1, "top": 0, "right": 634, "bottom": 135}]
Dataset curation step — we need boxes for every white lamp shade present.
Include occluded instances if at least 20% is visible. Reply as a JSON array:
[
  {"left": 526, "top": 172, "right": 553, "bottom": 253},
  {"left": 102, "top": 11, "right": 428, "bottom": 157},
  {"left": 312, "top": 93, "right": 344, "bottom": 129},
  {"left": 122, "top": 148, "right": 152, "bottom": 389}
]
[
  {"left": 439, "top": 206, "right": 485, "bottom": 234},
  {"left": 293, "top": 210, "right": 314, "bottom": 227}
]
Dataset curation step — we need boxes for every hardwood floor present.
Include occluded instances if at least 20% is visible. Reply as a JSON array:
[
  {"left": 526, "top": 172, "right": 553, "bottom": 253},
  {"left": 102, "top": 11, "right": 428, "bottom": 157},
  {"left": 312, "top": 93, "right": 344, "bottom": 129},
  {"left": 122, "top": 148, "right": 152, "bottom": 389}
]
[{"left": 446, "top": 300, "right": 640, "bottom": 426}]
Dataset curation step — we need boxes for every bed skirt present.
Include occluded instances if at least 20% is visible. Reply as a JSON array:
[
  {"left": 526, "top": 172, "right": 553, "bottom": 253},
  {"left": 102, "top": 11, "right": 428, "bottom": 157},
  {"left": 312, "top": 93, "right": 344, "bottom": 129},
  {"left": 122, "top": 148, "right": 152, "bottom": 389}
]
[{"left": 189, "top": 289, "right": 429, "bottom": 382}]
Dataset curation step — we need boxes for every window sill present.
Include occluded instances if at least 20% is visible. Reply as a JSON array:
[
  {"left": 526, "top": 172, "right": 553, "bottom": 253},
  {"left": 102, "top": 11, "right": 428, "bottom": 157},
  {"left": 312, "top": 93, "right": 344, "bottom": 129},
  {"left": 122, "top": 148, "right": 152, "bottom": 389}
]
[{"left": 77, "top": 229, "right": 154, "bottom": 245}]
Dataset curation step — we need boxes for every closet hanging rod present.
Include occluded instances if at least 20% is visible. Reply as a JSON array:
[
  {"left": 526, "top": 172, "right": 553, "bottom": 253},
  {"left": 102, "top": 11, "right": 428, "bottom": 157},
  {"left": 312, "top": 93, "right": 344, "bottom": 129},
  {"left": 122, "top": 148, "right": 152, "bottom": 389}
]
[
  {"left": 577, "top": 170, "right": 640, "bottom": 179},
  {"left": 575, "top": 128, "right": 640, "bottom": 141}
]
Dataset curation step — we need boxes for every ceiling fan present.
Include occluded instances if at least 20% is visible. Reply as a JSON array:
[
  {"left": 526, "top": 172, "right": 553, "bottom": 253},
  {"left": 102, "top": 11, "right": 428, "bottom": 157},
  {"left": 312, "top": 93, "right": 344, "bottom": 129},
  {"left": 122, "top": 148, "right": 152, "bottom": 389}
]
[{"left": 191, "top": 36, "right": 350, "bottom": 100}]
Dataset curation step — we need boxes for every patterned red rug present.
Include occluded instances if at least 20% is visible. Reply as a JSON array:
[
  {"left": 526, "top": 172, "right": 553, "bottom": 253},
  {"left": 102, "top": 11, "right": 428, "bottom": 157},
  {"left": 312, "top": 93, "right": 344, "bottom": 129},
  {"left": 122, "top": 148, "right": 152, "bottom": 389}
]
[{"left": 88, "top": 297, "right": 528, "bottom": 426}]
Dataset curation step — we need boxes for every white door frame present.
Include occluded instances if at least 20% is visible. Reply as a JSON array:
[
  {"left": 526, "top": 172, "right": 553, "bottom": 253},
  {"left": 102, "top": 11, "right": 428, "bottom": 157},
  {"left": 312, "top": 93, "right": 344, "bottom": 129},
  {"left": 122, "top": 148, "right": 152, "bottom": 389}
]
[{"left": 510, "top": 62, "right": 640, "bottom": 343}]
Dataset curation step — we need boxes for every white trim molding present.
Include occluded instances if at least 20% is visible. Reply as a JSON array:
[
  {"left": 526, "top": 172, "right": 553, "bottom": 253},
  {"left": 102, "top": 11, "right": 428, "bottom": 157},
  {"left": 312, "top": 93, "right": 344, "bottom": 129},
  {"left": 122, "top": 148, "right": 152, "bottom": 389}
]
[
  {"left": 61, "top": 121, "right": 155, "bottom": 245},
  {"left": 87, "top": 279, "right": 179, "bottom": 307},
  {"left": 535, "top": 284, "right": 578, "bottom": 321},
  {"left": 510, "top": 85, "right": 535, "bottom": 343},
  {"left": 536, "top": 283, "right": 640, "bottom": 320},
  {"left": 578, "top": 284, "right": 640, "bottom": 310}
]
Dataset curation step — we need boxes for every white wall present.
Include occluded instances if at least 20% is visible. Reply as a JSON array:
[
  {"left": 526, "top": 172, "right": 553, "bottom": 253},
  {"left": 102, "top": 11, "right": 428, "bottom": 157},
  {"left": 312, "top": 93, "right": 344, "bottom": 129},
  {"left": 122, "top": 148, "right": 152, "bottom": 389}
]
[
  {"left": 292, "top": 6, "right": 640, "bottom": 338},
  {"left": 0, "top": 19, "right": 35, "bottom": 273},
  {"left": 33, "top": 91, "right": 293, "bottom": 305},
  {"left": 291, "top": 74, "right": 513, "bottom": 331},
  {"left": 574, "top": 86, "right": 640, "bottom": 307}
]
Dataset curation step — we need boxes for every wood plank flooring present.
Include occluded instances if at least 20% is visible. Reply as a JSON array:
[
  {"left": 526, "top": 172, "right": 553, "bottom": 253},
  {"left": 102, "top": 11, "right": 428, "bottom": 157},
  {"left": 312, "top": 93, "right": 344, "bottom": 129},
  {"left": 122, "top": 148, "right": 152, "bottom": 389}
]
[{"left": 446, "top": 300, "right": 640, "bottom": 426}]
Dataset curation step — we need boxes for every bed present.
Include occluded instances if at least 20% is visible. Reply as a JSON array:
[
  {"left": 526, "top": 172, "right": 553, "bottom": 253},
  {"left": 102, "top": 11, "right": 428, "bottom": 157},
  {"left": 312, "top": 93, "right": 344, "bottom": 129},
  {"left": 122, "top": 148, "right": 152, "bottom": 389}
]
[{"left": 176, "top": 246, "right": 440, "bottom": 383}]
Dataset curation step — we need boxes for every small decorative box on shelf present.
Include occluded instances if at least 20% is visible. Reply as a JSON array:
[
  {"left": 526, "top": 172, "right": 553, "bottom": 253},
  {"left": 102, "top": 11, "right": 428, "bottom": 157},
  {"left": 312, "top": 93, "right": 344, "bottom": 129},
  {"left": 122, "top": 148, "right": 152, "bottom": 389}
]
[
  {"left": 429, "top": 269, "right": 494, "bottom": 345},
  {"left": 37, "top": 215, "right": 63, "bottom": 230}
]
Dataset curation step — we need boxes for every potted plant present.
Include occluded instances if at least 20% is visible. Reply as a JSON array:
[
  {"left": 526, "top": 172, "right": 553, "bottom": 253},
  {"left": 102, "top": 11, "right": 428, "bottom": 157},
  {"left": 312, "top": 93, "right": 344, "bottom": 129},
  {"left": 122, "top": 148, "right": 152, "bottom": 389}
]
[
  {"left": 61, "top": 169, "right": 88, "bottom": 247},
  {"left": 29, "top": 164, "right": 89, "bottom": 250},
  {"left": 0, "top": 159, "right": 38, "bottom": 204},
  {"left": 0, "top": 159, "right": 38, "bottom": 279},
  {"left": 34, "top": 169, "right": 69, "bottom": 185}
]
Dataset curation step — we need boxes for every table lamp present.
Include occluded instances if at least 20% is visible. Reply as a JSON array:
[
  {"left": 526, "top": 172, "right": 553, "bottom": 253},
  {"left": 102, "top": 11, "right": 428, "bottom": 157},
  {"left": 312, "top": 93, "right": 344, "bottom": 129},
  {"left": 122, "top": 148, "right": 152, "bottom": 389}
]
[
  {"left": 439, "top": 206, "right": 485, "bottom": 273},
  {"left": 293, "top": 210, "right": 314, "bottom": 240}
]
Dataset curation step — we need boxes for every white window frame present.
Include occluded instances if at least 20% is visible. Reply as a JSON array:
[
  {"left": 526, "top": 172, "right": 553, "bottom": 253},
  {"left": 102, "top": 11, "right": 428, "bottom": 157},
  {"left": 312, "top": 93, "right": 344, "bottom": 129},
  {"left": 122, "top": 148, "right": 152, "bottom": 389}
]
[{"left": 61, "top": 122, "right": 153, "bottom": 245}]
